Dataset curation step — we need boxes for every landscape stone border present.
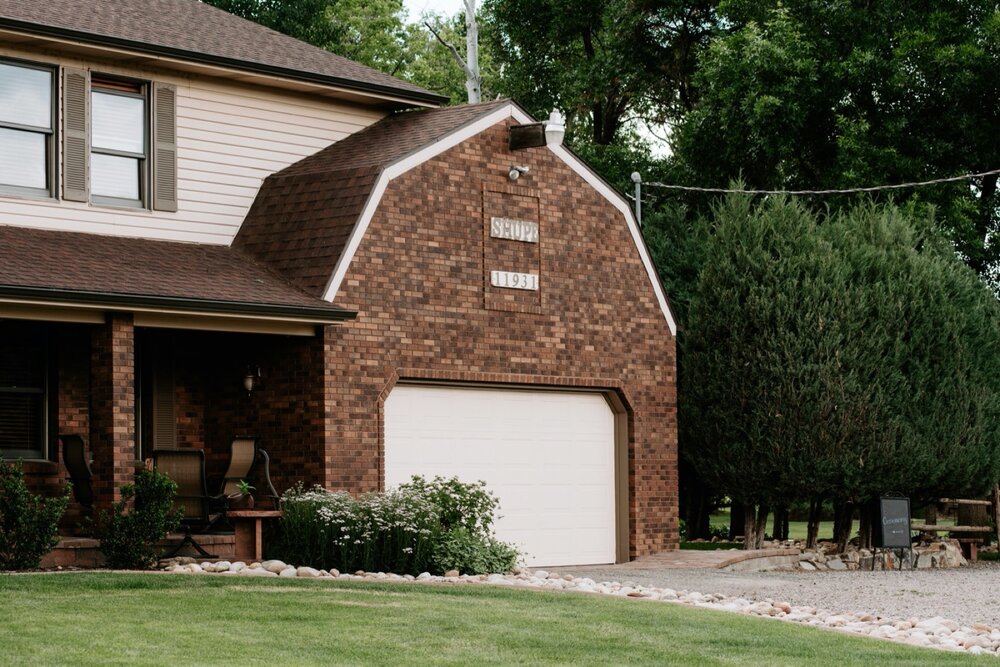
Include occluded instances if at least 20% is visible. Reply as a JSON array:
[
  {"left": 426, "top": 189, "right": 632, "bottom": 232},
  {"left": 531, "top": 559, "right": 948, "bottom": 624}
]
[{"left": 160, "top": 558, "right": 1000, "bottom": 656}]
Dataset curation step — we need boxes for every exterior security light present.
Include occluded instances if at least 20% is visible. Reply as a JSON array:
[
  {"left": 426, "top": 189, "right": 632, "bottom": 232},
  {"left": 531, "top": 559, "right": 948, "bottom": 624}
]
[
  {"left": 544, "top": 110, "right": 565, "bottom": 147},
  {"left": 509, "top": 108, "right": 565, "bottom": 150}
]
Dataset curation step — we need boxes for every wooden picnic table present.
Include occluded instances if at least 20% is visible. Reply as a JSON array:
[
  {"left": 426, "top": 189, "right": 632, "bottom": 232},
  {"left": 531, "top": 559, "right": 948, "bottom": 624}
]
[{"left": 911, "top": 524, "right": 992, "bottom": 561}]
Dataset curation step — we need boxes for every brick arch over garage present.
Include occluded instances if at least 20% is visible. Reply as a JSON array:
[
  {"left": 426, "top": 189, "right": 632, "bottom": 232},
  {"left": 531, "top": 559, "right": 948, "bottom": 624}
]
[
  {"left": 374, "top": 369, "right": 636, "bottom": 563},
  {"left": 316, "top": 115, "right": 677, "bottom": 558}
]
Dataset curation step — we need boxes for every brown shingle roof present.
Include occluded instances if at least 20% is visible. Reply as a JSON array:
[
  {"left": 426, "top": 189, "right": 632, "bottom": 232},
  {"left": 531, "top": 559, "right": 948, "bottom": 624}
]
[
  {"left": 0, "top": 225, "right": 352, "bottom": 321},
  {"left": 235, "top": 100, "right": 512, "bottom": 294},
  {"left": 0, "top": 0, "right": 443, "bottom": 106}
]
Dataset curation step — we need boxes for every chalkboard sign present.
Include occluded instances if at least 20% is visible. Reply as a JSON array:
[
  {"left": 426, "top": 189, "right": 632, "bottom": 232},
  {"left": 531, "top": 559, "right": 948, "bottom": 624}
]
[{"left": 872, "top": 496, "right": 912, "bottom": 549}]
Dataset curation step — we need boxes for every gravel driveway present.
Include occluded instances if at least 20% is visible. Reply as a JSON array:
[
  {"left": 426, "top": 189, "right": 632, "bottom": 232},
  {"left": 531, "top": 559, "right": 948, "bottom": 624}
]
[{"left": 561, "top": 562, "right": 1000, "bottom": 628}]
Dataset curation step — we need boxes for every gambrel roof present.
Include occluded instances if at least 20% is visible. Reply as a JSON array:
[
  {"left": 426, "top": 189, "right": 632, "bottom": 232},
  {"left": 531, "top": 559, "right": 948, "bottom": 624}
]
[{"left": 235, "top": 100, "right": 678, "bottom": 334}]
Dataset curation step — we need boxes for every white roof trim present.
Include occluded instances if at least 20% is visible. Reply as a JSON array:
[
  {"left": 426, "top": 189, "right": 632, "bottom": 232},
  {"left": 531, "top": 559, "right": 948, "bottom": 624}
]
[{"left": 321, "top": 102, "right": 677, "bottom": 336}]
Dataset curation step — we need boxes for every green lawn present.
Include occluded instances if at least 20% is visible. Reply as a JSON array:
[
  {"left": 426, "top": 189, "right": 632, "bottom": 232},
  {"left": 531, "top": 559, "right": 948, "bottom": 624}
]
[
  {"left": 709, "top": 510, "right": 835, "bottom": 542},
  {"left": 709, "top": 510, "right": 959, "bottom": 542},
  {"left": 0, "top": 573, "right": 988, "bottom": 665}
]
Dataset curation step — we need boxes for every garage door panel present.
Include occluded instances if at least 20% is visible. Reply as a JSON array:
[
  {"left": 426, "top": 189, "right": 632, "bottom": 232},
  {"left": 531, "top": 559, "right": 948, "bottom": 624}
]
[{"left": 384, "top": 385, "right": 617, "bottom": 567}]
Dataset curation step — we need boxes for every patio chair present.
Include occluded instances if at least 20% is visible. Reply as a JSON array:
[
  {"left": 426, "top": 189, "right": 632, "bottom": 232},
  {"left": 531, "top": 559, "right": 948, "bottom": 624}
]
[
  {"left": 219, "top": 437, "right": 280, "bottom": 508},
  {"left": 153, "top": 449, "right": 225, "bottom": 558},
  {"left": 59, "top": 434, "right": 94, "bottom": 515}
]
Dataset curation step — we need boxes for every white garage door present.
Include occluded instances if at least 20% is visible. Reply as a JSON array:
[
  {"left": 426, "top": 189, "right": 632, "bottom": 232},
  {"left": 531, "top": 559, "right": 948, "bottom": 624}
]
[{"left": 384, "top": 384, "right": 617, "bottom": 567}]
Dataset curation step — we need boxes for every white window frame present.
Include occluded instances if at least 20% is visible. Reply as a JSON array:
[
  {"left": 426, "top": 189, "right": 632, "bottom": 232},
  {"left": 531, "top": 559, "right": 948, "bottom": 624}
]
[
  {"left": 0, "top": 57, "right": 57, "bottom": 200},
  {"left": 90, "top": 76, "right": 150, "bottom": 209}
]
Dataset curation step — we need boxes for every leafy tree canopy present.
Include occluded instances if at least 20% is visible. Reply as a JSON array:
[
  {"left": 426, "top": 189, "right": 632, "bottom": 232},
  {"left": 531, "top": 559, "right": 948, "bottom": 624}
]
[
  {"left": 669, "top": 0, "right": 1000, "bottom": 285},
  {"left": 204, "top": 0, "right": 341, "bottom": 46},
  {"left": 481, "top": 0, "right": 719, "bottom": 145}
]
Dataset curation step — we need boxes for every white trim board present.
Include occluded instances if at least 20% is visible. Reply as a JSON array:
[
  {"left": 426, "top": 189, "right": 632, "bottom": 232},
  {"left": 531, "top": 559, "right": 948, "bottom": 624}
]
[{"left": 320, "top": 103, "right": 678, "bottom": 336}]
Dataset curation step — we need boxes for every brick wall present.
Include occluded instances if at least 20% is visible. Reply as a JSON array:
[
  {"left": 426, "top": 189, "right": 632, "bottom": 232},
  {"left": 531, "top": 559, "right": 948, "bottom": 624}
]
[
  {"left": 89, "top": 313, "right": 136, "bottom": 507},
  {"left": 55, "top": 325, "right": 91, "bottom": 526},
  {"left": 172, "top": 330, "right": 327, "bottom": 496},
  {"left": 325, "top": 119, "right": 678, "bottom": 556}
]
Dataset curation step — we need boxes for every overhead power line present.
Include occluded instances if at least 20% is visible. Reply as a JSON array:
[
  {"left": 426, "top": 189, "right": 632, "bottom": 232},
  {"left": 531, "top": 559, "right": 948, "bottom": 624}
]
[{"left": 641, "top": 168, "right": 1000, "bottom": 196}]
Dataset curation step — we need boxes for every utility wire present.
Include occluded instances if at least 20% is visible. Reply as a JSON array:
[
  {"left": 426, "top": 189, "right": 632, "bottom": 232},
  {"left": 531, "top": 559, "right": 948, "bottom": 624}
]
[{"left": 642, "top": 168, "right": 1000, "bottom": 196}]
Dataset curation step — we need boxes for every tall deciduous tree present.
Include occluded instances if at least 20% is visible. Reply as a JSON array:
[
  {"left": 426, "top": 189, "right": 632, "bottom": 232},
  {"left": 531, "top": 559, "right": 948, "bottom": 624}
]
[
  {"left": 325, "top": 0, "right": 411, "bottom": 75},
  {"left": 481, "top": 0, "right": 718, "bottom": 145},
  {"left": 670, "top": 0, "right": 1000, "bottom": 286},
  {"left": 203, "top": 0, "right": 341, "bottom": 46}
]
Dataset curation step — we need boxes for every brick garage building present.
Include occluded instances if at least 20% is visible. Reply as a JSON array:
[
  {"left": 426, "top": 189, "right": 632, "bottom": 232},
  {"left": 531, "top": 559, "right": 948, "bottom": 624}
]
[
  {"left": 237, "top": 101, "right": 679, "bottom": 564},
  {"left": 0, "top": 1, "right": 676, "bottom": 567}
]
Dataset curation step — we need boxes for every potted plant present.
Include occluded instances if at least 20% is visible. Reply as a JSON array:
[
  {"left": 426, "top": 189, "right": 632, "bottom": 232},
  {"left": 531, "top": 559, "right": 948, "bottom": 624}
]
[{"left": 228, "top": 480, "right": 255, "bottom": 510}]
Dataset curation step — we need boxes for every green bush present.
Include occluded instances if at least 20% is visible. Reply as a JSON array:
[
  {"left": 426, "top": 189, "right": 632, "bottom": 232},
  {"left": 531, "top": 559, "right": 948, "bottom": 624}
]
[
  {"left": 430, "top": 527, "right": 519, "bottom": 574},
  {"left": 98, "top": 469, "right": 182, "bottom": 569},
  {"left": 0, "top": 459, "right": 69, "bottom": 570},
  {"left": 274, "top": 475, "right": 520, "bottom": 575}
]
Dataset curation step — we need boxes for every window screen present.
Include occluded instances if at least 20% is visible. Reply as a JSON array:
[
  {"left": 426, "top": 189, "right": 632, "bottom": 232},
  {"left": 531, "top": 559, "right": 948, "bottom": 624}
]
[
  {"left": 0, "top": 60, "right": 54, "bottom": 197},
  {"left": 0, "top": 329, "right": 47, "bottom": 459}
]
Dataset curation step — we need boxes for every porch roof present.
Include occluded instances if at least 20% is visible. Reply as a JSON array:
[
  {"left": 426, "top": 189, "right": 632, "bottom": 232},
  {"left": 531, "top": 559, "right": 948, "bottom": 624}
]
[{"left": 0, "top": 225, "right": 355, "bottom": 330}]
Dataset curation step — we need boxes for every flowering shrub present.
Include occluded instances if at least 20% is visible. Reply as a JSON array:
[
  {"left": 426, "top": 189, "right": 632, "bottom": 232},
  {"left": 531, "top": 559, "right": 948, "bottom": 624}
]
[{"left": 273, "top": 476, "right": 520, "bottom": 575}]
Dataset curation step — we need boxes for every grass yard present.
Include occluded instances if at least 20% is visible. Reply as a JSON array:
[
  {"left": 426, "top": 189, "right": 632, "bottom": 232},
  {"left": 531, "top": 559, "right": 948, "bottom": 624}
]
[
  {"left": 0, "top": 573, "right": 990, "bottom": 666},
  {"left": 709, "top": 510, "right": 834, "bottom": 542},
  {"left": 709, "top": 510, "right": 960, "bottom": 542}
]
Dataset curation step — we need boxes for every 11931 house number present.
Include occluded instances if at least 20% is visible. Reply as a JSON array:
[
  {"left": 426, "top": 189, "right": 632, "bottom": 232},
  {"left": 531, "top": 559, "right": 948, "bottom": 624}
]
[{"left": 491, "top": 270, "right": 539, "bottom": 291}]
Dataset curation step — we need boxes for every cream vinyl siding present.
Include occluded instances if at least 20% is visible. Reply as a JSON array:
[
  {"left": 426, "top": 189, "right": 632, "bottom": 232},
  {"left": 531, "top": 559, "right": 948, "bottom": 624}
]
[{"left": 0, "top": 46, "right": 385, "bottom": 244}]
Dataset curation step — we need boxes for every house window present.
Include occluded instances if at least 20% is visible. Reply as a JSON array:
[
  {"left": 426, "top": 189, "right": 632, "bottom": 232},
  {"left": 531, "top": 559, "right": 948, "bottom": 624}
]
[
  {"left": 0, "top": 326, "right": 49, "bottom": 460},
  {"left": 0, "top": 59, "right": 55, "bottom": 198},
  {"left": 91, "top": 77, "right": 147, "bottom": 207}
]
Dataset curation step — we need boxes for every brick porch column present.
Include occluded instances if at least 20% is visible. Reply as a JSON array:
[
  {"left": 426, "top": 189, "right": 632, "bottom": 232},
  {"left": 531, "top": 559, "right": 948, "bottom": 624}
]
[{"left": 90, "top": 313, "right": 136, "bottom": 508}]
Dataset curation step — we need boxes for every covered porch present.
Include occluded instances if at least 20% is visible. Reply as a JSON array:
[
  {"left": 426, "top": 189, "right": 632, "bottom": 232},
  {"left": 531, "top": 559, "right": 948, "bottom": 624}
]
[{"left": 0, "top": 225, "right": 353, "bottom": 537}]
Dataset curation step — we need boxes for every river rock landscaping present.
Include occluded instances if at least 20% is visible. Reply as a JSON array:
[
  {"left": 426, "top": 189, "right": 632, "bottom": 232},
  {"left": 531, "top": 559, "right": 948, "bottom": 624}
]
[
  {"left": 790, "top": 539, "right": 969, "bottom": 571},
  {"left": 159, "top": 556, "right": 1000, "bottom": 657}
]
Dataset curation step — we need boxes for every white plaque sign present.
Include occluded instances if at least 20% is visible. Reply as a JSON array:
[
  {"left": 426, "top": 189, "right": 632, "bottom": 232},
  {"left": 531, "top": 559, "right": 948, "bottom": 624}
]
[
  {"left": 490, "top": 217, "right": 539, "bottom": 243},
  {"left": 491, "top": 270, "right": 539, "bottom": 291}
]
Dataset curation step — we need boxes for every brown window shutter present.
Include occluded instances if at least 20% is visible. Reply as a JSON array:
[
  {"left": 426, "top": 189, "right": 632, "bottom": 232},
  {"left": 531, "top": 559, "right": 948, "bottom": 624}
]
[
  {"left": 62, "top": 68, "right": 89, "bottom": 202},
  {"left": 152, "top": 83, "right": 178, "bottom": 212},
  {"left": 151, "top": 348, "right": 176, "bottom": 450}
]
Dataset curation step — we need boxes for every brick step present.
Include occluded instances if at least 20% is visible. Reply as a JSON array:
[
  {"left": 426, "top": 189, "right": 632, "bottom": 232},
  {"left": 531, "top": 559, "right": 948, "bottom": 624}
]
[{"left": 39, "top": 532, "right": 236, "bottom": 569}]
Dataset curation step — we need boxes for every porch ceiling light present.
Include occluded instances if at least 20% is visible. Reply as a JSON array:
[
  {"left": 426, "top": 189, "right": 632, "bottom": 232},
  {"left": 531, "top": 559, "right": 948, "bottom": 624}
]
[
  {"left": 509, "top": 108, "right": 565, "bottom": 151},
  {"left": 243, "top": 366, "right": 262, "bottom": 395}
]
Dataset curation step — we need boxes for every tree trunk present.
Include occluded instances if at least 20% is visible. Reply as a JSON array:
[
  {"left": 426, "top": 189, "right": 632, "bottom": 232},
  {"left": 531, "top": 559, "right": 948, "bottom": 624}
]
[
  {"left": 992, "top": 485, "right": 1000, "bottom": 549},
  {"left": 833, "top": 502, "right": 854, "bottom": 553},
  {"left": 463, "top": 0, "right": 481, "bottom": 103},
  {"left": 743, "top": 504, "right": 770, "bottom": 550},
  {"left": 729, "top": 501, "right": 745, "bottom": 540},
  {"left": 682, "top": 491, "right": 711, "bottom": 540},
  {"left": 680, "top": 464, "right": 712, "bottom": 540},
  {"left": 754, "top": 504, "right": 770, "bottom": 549},
  {"left": 772, "top": 506, "right": 789, "bottom": 541},
  {"left": 743, "top": 505, "right": 756, "bottom": 551},
  {"left": 806, "top": 498, "right": 822, "bottom": 549},
  {"left": 858, "top": 506, "right": 872, "bottom": 550}
]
